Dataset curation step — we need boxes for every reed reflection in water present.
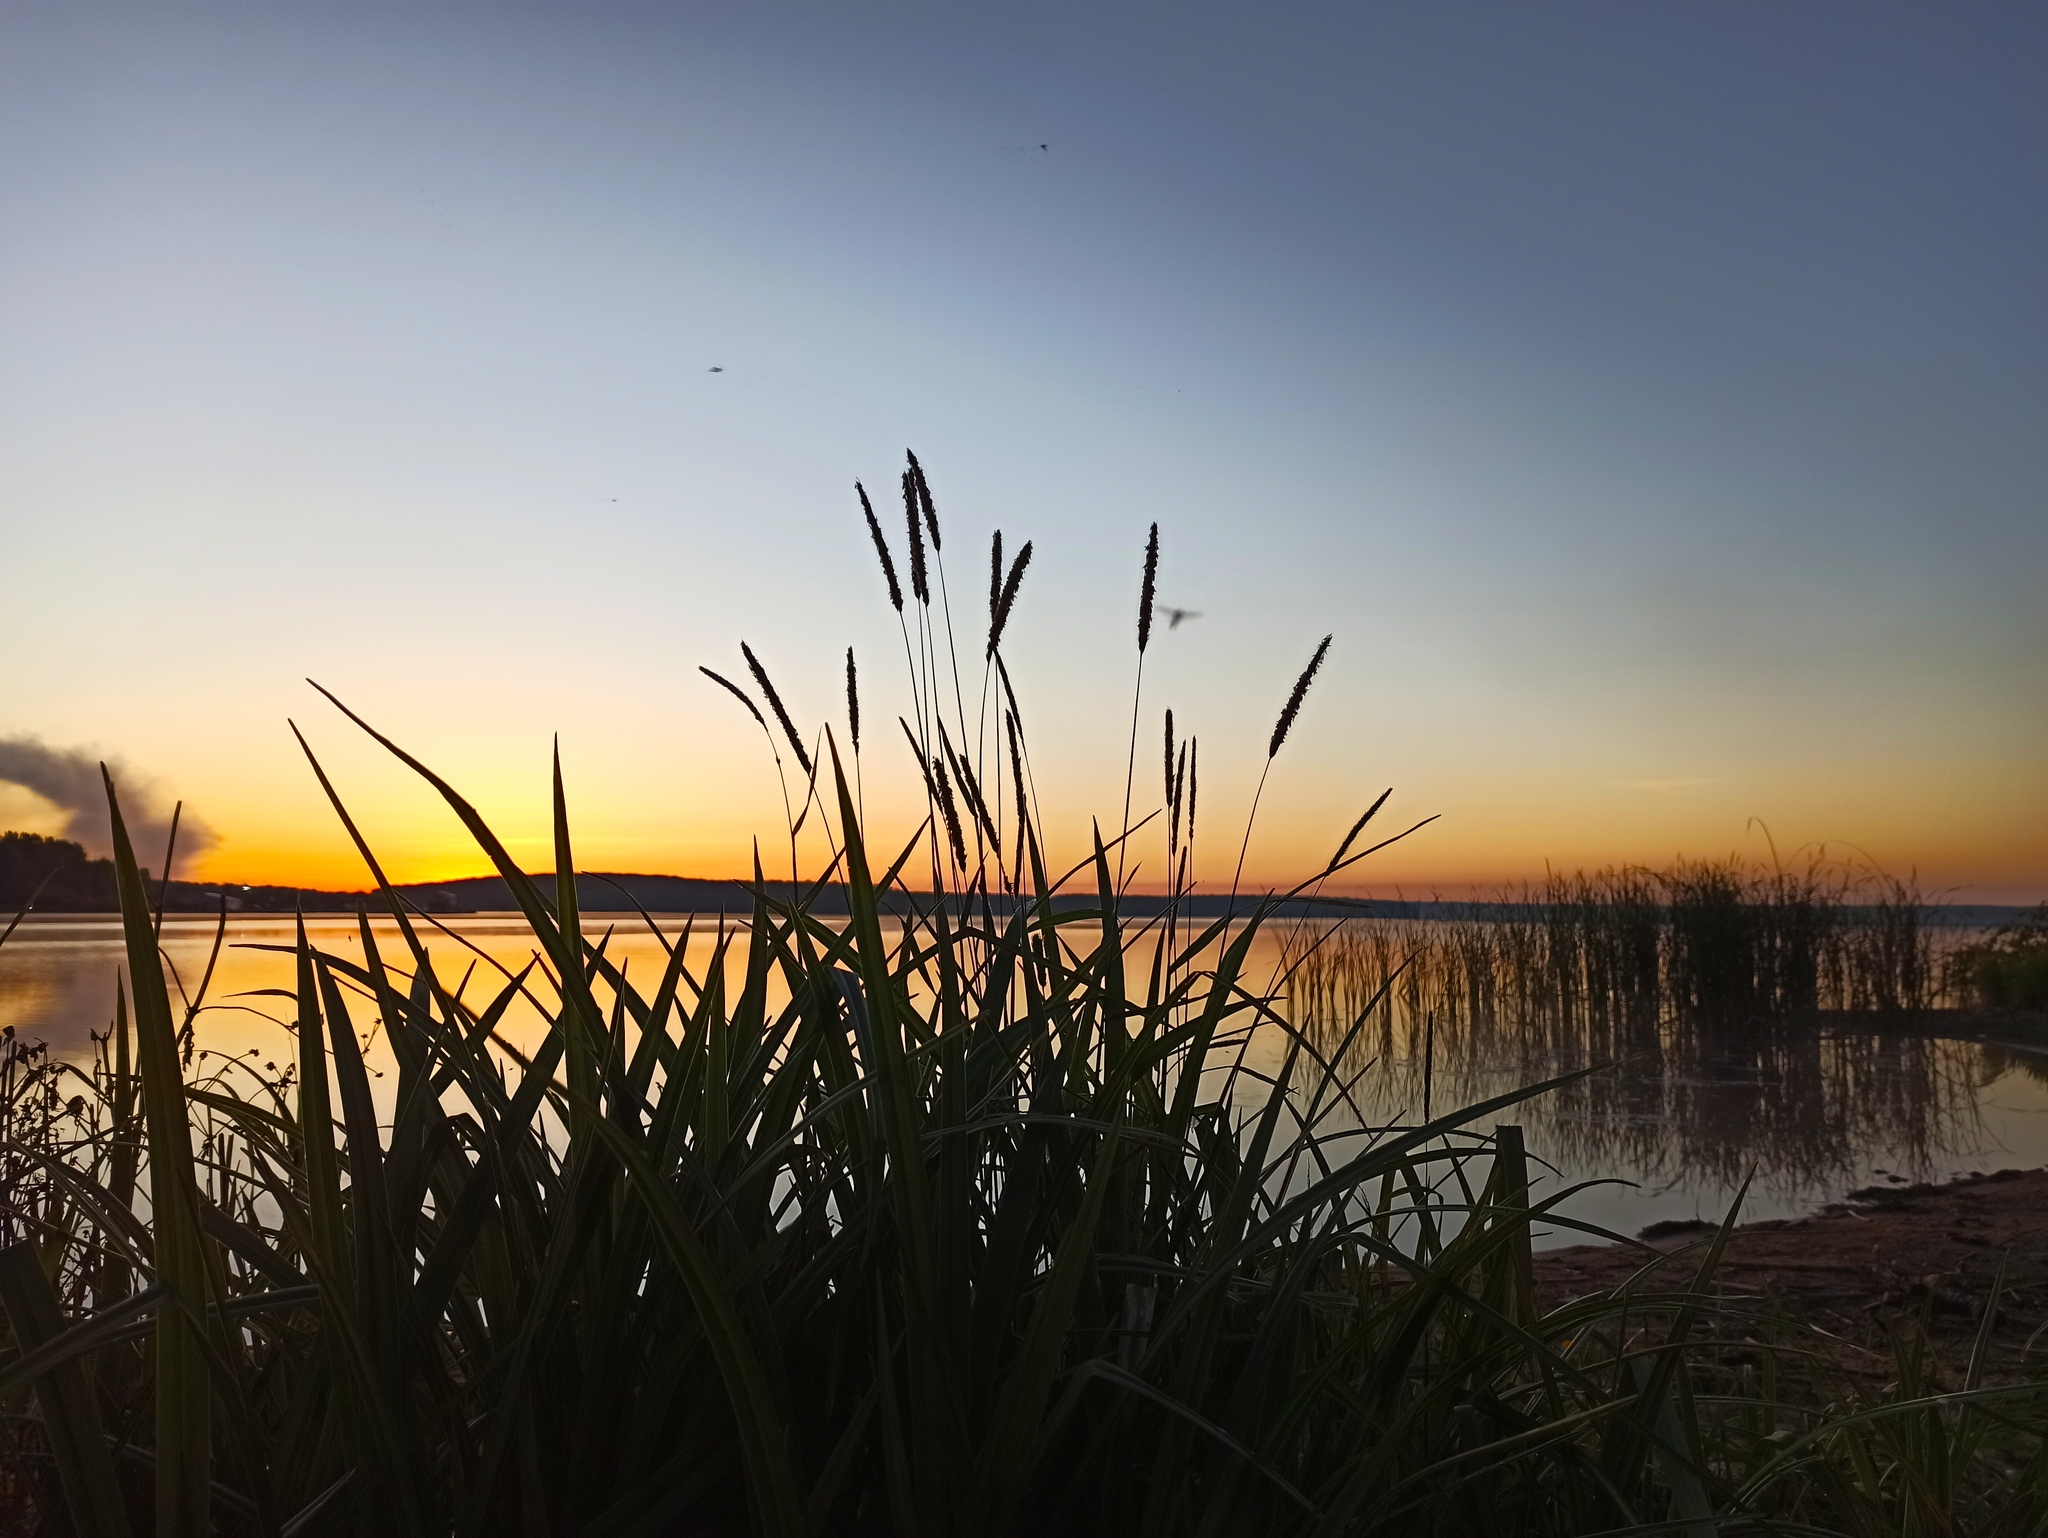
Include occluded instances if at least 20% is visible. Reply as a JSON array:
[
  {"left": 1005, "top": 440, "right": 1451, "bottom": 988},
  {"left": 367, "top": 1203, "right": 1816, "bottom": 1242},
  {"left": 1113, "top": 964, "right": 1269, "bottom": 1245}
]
[
  {"left": 5, "top": 903, "right": 2040, "bottom": 1239},
  {"left": 1278, "top": 893, "right": 2029, "bottom": 1228}
]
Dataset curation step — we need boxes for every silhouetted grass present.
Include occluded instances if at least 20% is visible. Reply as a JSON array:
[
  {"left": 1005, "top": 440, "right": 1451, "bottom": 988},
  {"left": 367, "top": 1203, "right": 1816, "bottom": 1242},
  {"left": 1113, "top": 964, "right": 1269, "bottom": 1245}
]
[{"left": 1, "top": 461, "right": 2042, "bottom": 1536}]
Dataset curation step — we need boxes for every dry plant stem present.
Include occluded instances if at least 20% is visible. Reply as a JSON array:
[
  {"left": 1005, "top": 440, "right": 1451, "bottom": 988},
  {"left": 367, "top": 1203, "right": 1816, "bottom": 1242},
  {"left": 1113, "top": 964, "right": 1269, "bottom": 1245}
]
[
  {"left": 1230, "top": 756, "right": 1274, "bottom": 922},
  {"left": 742, "top": 643, "right": 814, "bottom": 780},
  {"left": 922, "top": 616, "right": 948, "bottom": 895},
  {"left": 980, "top": 532, "right": 1003, "bottom": 801},
  {"left": 1232, "top": 635, "right": 1330, "bottom": 941},
  {"left": 709, "top": 671, "right": 803, "bottom": 888},
  {"left": 994, "top": 654, "right": 1048, "bottom": 872},
  {"left": 924, "top": 515, "right": 970, "bottom": 767},
  {"left": 977, "top": 654, "right": 999, "bottom": 858},
  {"left": 1266, "top": 788, "right": 1396, "bottom": 985},
  {"left": 1116, "top": 652, "right": 1147, "bottom": 891},
  {"left": 891, "top": 605, "right": 940, "bottom": 890}
]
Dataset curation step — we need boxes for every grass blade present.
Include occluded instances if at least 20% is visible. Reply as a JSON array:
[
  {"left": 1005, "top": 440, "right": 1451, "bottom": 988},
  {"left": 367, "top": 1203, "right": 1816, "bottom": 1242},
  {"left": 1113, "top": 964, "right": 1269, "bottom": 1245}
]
[
  {"left": 0, "top": 1242, "right": 136, "bottom": 1538},
  {"left": 101, "top": 766, "right": 213, "bottom": 1538}
]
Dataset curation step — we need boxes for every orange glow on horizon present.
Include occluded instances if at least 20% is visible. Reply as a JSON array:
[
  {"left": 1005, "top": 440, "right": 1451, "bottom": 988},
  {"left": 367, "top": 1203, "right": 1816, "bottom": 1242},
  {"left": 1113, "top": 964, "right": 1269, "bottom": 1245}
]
[
  {"left": 179, "top": 820, "right": 2048, "bottom": 907},
  {"left": 12, "top": 674, "right": 2044, "bottom": 908}
]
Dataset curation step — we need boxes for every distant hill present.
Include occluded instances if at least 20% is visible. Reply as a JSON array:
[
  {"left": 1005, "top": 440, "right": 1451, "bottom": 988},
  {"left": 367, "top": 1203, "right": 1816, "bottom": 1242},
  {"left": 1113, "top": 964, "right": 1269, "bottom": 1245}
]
[
  {"left": 0, "top": 836, "right": 765, "bottom": 916},
  {"left": 4, "top": 846, "right": 1402, "bottom": 919},
  {"left": 5, "top": 831, "right": 2031, "bottom": 928},
  {"left": 156, "top": 872, "right": 1381, "bottom": 919},
  {"left": 164, "top": 871, "right": 778, "bottom": 916}
]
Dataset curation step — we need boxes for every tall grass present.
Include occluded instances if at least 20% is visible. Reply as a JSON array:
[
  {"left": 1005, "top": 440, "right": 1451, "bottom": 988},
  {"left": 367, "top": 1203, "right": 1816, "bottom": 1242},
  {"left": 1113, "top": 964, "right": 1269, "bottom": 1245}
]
[
  {"left": 2, "top": 457, "right": 2043, "bottom": 1535},
  {"left": 1950, "top": 905, "right": 2048, "bottom": 1011}
]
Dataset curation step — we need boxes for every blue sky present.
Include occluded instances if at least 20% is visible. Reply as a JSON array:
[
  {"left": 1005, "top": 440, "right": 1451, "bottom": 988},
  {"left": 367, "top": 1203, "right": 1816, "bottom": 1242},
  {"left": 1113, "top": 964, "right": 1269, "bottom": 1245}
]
[{"left": 2, "top": 3, "right": 2042, "bottom": 898}]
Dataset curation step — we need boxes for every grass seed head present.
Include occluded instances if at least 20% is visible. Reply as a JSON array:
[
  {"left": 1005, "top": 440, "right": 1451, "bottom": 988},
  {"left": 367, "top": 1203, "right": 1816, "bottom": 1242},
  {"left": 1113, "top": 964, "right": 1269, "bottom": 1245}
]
[
  {"left": 1269, "top": 634, "right": 1332, "bottom": 760},
  {"left": 845, "top": 647, "right": 861, "bottom": 754},
  {"left": 908, "top": 449, "right": 941, "bottom": 551},
  {"left": 1163, "top": 709, "right": 1175, "bottom": 805},
  {"left": 741, "top": 642, "right": 814, "bottom": 778},
  {"left": 1137, "top": 521, "right": 1160, "bottom": 654},
  {"left": 932, "top": 757, "right": 967, "bottom": 867},
  {"left": 857, "top": 481, "right": 904, "bottom": 612},
  {"left": 902, "top": 470, "right": 930, "bottom": 606},
  {"left": 700, "top": 666, "right": 767, "bottom": 729},
  {"left": 1329, "top": 787, "right": 1393, "bottom": 871},
  {"left": 988, "top": 540, "right": 1033, "bottom": 656}
]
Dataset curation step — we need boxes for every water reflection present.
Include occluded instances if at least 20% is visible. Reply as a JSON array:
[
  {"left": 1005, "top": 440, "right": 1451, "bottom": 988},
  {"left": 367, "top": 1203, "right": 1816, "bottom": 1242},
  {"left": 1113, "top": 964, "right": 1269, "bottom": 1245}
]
[
  {"left": 0, "top": 913, "right": 737, "bottom": 1070},
  {"left": 1282, "top": 920, "right": 2048, "bottom": 1237},
  {"left": 4, "top": 912, "right": 2044, "bottom": 1245}
]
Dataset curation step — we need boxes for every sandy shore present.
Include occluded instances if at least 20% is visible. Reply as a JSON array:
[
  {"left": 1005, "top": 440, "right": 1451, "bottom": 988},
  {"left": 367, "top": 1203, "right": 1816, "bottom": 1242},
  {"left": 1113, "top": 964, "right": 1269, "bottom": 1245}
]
[{"left": 1534, "top": 1166, "right": 2048, "bottom": 1381}]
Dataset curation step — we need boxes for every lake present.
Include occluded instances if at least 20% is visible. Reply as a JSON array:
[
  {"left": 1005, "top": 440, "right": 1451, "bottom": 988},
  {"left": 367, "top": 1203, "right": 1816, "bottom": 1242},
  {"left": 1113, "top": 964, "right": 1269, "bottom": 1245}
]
[{"left": 5, "top": 911, "right": 2045, "bottom": 1250}]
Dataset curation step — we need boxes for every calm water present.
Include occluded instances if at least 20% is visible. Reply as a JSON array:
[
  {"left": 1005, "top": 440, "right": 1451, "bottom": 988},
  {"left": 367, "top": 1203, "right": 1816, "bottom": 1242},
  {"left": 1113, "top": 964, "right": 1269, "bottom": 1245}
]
[{"left": 5, "top": 913, "right": 2045, "bottom": 1250}]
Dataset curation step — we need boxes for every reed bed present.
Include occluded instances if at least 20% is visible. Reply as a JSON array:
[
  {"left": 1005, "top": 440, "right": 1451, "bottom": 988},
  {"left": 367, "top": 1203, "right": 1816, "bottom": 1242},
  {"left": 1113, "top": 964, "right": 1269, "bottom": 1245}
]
[
  {"left": 1949, "top": 905, "right": 2048, "bottom": 1012},
  {"left": 1288, "top": 861, "right": 1949, "bottom": 1046},
  {"left": 2, "top": 455, "right": 2043, "bottom": 1536},
  {"left": 1281, "top": 863, "right": 1986, "bottom": 1196}
]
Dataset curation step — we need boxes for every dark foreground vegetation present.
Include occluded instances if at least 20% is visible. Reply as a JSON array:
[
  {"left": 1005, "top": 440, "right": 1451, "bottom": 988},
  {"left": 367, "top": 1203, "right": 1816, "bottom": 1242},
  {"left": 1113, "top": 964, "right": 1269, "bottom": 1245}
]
[{"left": 3, "top": 458, "right": 2044, "bottom": 1536}]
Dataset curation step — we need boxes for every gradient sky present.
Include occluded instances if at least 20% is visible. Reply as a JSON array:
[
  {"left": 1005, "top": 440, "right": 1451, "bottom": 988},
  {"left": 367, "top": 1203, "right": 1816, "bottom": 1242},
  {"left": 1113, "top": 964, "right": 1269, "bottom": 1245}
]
[{"left": 2, "top": 3, "right": 2043, "bottom": 902}]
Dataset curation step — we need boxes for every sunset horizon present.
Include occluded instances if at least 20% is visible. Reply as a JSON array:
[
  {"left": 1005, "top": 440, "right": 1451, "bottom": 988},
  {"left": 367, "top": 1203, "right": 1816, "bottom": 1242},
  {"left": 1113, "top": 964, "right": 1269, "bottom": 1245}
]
[
  {"left": 6, "top": 7, "right": 2041, "bottom": 913},
  {"left": 4, "top": 11, "right": 2045, "bottom": 1530}
]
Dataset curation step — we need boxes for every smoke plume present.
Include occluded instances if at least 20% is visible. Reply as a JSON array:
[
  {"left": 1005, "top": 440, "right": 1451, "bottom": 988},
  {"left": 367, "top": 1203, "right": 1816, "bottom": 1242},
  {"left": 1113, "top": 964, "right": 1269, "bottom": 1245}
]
[{"left": 0, "top": 734, "right": 218, "bottom": 875}]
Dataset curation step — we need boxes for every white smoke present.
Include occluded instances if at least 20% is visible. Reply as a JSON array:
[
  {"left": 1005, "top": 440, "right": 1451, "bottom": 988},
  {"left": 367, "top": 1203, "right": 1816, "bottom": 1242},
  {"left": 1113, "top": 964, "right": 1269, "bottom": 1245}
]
[{"left": 0, "top": 735, "right": 218, "bottom": 875}]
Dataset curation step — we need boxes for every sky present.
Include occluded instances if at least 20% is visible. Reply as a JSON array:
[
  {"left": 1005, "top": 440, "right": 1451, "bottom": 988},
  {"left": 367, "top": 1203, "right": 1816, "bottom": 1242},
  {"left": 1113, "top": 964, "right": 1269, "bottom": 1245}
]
[{"left": 1, "top": 2, "right": 2042, "bottom": 903}]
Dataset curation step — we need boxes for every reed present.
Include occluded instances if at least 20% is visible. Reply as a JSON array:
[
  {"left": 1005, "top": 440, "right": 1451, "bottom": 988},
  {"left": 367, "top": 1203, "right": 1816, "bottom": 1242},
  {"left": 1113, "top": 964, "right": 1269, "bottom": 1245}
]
[
  {"left": 1949, "top": 904, "right": 2048, "bottom": 1011},
  {"left": 1282, "top": 859, "right": 1988, "bottom": 1198},
  {"left": 1, "top": 470, "right": 2041, "bottom": 1537},
  {"left": 1292, "top": 859, "right": 1952, "bottom": 1035}
]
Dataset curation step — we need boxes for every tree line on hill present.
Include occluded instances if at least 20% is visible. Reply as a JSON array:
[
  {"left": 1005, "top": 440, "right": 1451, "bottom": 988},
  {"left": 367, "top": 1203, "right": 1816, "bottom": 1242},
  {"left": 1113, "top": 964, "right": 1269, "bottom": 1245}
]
[
  {"left": 0, "top": 832, "right": 769, "bottom": 915},
  {"left": 0, "top": 831, "right": 128, "bottom": 910},
  {"left": 9, "top": 830, "right": 2026, "bottom": 928},
  {"left": 0, "top": 830, "right": 1398, "bottom": 919}
]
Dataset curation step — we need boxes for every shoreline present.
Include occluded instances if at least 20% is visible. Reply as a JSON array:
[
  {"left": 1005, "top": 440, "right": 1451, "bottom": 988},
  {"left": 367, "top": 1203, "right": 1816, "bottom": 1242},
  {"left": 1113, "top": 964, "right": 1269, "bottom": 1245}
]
[{"left": 1535, "top": 1165, "right": 2048, "bottom": 1379}]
